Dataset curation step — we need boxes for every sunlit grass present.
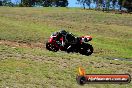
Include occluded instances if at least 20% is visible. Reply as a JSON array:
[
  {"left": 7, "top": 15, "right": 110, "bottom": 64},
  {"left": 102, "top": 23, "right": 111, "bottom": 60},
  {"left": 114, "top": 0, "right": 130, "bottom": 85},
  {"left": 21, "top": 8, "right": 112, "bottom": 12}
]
[
  {"left": 0, "top": 7, "right": 132, "bottom": 88},
  {"left": 0, "top": 45, "right": 131, "bottom": 88}
]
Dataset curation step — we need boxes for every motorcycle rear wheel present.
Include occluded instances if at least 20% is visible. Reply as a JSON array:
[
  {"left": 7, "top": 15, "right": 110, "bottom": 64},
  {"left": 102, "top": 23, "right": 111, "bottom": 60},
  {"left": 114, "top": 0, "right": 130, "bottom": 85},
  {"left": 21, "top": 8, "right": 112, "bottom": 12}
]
[{"left": 79, "top": 43, "right": 93, "bottom": 56}]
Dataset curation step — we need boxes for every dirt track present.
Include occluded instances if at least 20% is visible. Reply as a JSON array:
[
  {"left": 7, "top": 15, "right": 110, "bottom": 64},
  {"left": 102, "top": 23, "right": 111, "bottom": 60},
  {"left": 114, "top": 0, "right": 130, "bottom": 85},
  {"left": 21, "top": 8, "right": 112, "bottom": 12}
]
[{"left": 0, "top": 40, "right": 45, "bottom": 49}]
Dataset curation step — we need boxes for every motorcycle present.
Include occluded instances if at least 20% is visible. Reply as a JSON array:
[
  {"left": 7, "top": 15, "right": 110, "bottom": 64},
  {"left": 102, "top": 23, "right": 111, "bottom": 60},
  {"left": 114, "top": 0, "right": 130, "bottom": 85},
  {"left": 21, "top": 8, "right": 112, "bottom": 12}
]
[{"left": 46, "top": 33, "right": 93, "bottom": 56}]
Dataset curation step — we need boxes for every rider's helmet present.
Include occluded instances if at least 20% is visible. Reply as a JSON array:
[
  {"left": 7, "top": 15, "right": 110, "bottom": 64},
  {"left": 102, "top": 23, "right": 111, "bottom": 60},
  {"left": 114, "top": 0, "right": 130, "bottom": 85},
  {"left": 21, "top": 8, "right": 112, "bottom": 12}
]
[{"left": 59, "top": 29, "right": 67, "bottom": 35}]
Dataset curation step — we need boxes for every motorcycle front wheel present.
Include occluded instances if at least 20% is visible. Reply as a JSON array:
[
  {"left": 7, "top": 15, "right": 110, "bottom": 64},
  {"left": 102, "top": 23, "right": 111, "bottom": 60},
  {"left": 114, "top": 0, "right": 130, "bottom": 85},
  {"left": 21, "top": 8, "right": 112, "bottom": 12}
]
[{"left": 46, "top": 42, "right": 59, "bottom": 52}]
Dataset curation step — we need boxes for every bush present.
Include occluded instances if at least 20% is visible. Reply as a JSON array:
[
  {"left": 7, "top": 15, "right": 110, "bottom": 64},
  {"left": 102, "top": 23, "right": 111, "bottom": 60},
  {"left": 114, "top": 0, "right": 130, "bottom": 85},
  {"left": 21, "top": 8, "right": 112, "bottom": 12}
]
[{"left": 19, "top": 3, "right": 24, "bottom": 7}]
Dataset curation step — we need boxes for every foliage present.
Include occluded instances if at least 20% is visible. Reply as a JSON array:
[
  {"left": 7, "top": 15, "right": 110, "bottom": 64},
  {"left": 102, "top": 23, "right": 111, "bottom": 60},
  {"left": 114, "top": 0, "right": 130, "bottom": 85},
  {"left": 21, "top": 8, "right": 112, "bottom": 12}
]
[
  {"left": 0, "top": 1, "right": 2, "bottom": 6},
  {"left": 21, "top": 0, "right": 68, "bottom": 7},
  {"left": 77, "top": 0, "right": 91, "bottom": 9},
  {"left": 77, "top": 0, "right": 132, "bottom": 12},
  {"left": 118, "top": 0, "right": 132, "bottom": 12},
  {"left": 1, "top": 0, "right": 14, "bottom": 6}
]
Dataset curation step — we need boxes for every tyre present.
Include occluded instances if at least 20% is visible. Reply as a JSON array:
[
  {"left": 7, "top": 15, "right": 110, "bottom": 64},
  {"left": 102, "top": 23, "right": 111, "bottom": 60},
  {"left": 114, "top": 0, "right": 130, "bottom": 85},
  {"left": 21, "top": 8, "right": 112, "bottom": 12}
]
[
  {"left": 46, "top": 42, "right": 52, "bottom": 51},
  {"left": 51, "top": 44, "right": 59, "bottom": 52},
  {"left": 79, "top": 43, "right": 93, "bottom": 56},
  {"left": 46, "top": 42, "right": 59, "bottom": 52}
]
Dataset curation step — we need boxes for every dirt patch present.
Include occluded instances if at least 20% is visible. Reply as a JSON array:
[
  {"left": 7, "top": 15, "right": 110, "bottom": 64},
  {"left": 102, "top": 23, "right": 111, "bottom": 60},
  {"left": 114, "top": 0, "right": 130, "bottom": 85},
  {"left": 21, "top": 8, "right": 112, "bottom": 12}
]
[{"left": 0, "top": 40, "right": 45, "bottom": 49}]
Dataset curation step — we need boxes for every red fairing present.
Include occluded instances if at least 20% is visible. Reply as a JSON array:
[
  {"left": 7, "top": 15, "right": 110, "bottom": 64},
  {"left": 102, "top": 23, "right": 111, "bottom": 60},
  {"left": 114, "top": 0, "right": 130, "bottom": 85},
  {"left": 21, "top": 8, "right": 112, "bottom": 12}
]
[
  {"left": 60, "top": 37, "right": 63, "bottom": 41},
  {"left": 81, "top": 36, "right": 92, "bottom": 42},
  {"left": 48, "top": 37, "right": 52, "bottom": 43},
  {"left": 84, "top": 36, "right": 92, "bottom": 41},
  {"left": 48, "top": 36, "right": 57, "bottom": 43}
]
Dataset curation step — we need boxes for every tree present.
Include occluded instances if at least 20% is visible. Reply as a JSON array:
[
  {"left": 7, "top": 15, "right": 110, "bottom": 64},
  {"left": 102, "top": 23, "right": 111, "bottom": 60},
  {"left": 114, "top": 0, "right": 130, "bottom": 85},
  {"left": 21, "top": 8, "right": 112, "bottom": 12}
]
[
  {"left": 20, "top": 0, "right": 68, "bottom": 7},
  {"left": 21, "top": 0, "right": 38, "bottom": 7},
  {"left": 2, "top": 0, "right": 14, "bottom": 6},
  {"left": 41, "top": 0, "right": 68, "bottom": 7},
  {"left": 112, "top": 0, "right": 117, "bottom": 10},
  {"left": 43, "top": 0, "right": 52, "bottom": 7},
  {"left": 55, "top": 0, "right": 68, "bottom": 7},
  {"left": 106, "top": 0, "right": 110, "bottom": 11},
  {"left": 118, "top": 0, "right": 123, "bottom": 11},
  {"left": 92, "top": 0, "right": 103, "bottom": 10},
  {"left": 85, "top": 0, "right": 91, "bottom": 9},
  {"left": 77, "top": 0, "right": 85, "bottom": 9},
  {"left": 118, "top": 0, "right": 132, "bottom": 12},
  {"left": 77, "top": 0, "right": 91, "bottom": 9},
  {"left": 0, "top": 0, "right": 2, "bottom": 6},
  {"left": 77, "top": 0, "right": 132, "bottom": 12},
  {"left": 123, "top": 0, "right": 132, "bottom": 12}
]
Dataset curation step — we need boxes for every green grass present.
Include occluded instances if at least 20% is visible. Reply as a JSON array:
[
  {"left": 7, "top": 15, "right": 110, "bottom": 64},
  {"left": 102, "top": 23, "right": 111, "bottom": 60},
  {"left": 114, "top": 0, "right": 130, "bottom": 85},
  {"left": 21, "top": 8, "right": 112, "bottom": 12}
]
[
  {"left": 0, "top": 7, "right": 132, "bottom": 58},
  {"left": 0, "top": 45, "right": 131, "bottom": 88},
  {"left": 0, "top": 7, "right": 132, "bottom": 87}
]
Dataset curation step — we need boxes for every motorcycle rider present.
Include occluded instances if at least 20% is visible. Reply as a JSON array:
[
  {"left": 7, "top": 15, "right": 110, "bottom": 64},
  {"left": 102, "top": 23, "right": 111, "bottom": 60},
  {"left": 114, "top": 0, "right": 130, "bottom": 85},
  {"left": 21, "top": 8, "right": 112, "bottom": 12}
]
[
  {"left": 52, "top": 29, "right": 76, "bottom": 47},
  {"left": 47, "top": 30, "right": 93, "bottom": 55}
]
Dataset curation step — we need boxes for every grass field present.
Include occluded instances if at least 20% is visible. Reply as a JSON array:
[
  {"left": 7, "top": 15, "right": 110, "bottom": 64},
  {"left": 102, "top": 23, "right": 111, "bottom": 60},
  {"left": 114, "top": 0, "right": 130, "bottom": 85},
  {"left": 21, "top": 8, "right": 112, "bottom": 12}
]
[{"left": 0, "top": 7, "right": 132, "bottom": 88}]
